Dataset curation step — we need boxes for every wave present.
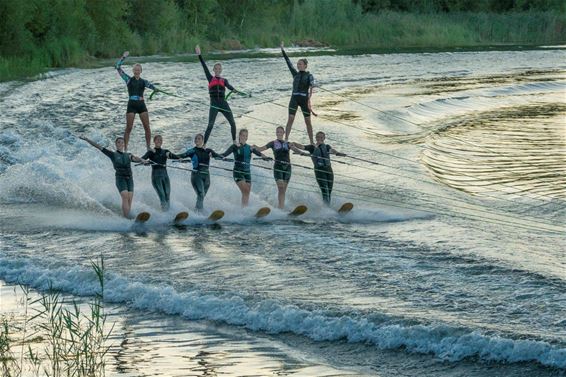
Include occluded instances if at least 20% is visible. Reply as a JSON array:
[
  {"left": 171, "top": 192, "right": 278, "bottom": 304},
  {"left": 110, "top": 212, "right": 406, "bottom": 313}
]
[{"left": 0, "top": 255, "right": 564, "bottom": 369}]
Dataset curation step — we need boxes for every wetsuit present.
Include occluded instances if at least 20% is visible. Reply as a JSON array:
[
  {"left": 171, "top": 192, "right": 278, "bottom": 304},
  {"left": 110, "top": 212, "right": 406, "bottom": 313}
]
[
  {"left": 177, "top": 147, "right": 221, "bottom": 211},
  {"left": 221, "top": 144, "right": 263, "bottom": 183},
  {"left": 141, "top": 148, "right": 181, "bottom": 210},
  {"left": 282, "top": 49, "right": 315, "bottom": 117},
  {"left": 266, "top": 140, "right": 292, "bottom": 182},
  {"left": 116, "top": 58, "right": 155, "bottom": 114},
  {"left": 198, "top": 55, "right": 237, "bottom": 144},
  {"left": 303, "top": 144, "right": 333, "bottom": 204},
  {"left": 101, "top": 148, "right": 135, "bottom": 192}
]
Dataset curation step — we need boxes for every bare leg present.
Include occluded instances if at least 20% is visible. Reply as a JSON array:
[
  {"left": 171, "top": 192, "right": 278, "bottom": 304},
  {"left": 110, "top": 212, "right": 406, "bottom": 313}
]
[
  {"left": 237, "top": 181, "right": 251, "bottom": 207},
  {"left": 285, "top": 114, "right": 295, "bottom": 141},
  {"left": 120, "top": 191, "right": 132, "bottom": 218},
  {"left": 124, "top": 113, "right": 135, "bottom": 150},
  {"left": 139, "top": 112, "right": 151, "bottom": 150},
  {"left": 304, "top": 116, "right": 314, "bottom": 144},
  {"left": 276, "top": 180, "right": 288, "bottom": 209}
]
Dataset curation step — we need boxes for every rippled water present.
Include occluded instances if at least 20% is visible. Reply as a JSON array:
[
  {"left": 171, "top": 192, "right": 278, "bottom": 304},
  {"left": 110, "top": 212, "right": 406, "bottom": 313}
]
[{"left": 1, "top": 47, "right": 565, "bottom": 376}]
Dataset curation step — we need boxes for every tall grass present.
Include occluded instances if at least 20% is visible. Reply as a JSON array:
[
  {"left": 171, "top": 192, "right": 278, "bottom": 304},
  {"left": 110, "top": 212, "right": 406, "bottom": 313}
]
[{"left": 0, "top": 256, "right": 113, "bottom": 376}]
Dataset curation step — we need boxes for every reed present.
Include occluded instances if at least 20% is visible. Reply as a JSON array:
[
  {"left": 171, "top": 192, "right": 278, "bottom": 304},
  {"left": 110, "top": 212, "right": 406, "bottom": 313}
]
[{"left": 0, "top": 255, "right": 113, "bottom": 376}]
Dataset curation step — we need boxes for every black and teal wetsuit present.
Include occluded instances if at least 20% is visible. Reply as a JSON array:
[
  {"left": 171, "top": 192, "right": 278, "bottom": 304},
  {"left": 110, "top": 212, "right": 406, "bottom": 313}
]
[
  {"left": 266, "top": 140, "right": 292, "bottom": 182},
  {"left": 282, "top": 49, "right": 315, "bottom": 117},
  {"left": 221, "top": 144, "right": 263, "bottom": 183},
  {"left": 116, "top": 58, "right": 156, "bottom": 114},
  {"left": 303, "top": 144, "right": 333, "bottom": 204},
  {"left": 198, "top": 55, "right": 237, "bottom": 144},
  {"left": 141, "top": 148, "right": 181, "bottom": 210},
  {"left": 177, "top": 147, "right": 221, "bottom": 211},
  {"left": 101, "top": 148, "right": 135, "bottom": 193}
]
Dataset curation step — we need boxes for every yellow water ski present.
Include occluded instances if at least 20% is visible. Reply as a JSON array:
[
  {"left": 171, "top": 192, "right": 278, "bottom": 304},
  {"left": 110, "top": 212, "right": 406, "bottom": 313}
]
[
  {"left": 134, "top": 211, "right": 151, "bottom": 223},
  {"left": 288, "top": 205, "right": 307, "bottom": 217},
  {"left": 208, "top": 210, "right": 224, "bottom": 222},
  {"left": 174, "top": 211, "right": 189, "bottom": 223},
  {"left": 255, "top": 207, "right": 271, "bottom": 218},
  {"left": 338, "top": 202, "right": 354, "bottom": 215}
]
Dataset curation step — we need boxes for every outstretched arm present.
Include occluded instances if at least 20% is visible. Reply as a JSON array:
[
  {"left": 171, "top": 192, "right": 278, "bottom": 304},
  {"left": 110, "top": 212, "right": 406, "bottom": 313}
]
[
  {"left": 251, "top": 143, "right": 270, "bottom": 153},
  {"left": 196, "top": 45, "right": 212, "bottom": 82},
  {"left": 330, "top": 147, "right": 346, "bottom": 157},
  {"left": 115, "top": 51, "right": 130, "bottom": 83},
  {"left": 131, "top": 155, "right": 147, "bottom": 163},
  {"left": 220, "top": 145, "right": 236, "bottom": 158},
  {"left": 252, "top": 147, "right": 271, "bottom": 160},
  {"left": 79, "top": 136, "right": 103, "bottom": 151},
  {"left": 281, "top": 41, "right": 297, "bottom": 76},
  {"left": 166, "top": 151, "right": 181, "bottom": 160}
]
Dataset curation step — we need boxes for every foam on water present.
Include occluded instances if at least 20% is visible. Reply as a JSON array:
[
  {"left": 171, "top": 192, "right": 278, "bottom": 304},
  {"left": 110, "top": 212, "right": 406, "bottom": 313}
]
[{"left": 0, "top": 255, "right": 564, "bottom": 369}]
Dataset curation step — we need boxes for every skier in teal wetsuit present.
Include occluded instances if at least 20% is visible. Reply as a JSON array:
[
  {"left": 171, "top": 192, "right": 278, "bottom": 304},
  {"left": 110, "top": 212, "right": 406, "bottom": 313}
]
[
  {"left": 175, "top": 134, "right": 222, "bottom": 212},
  {"left": 142, "top": 135, "right": 181, "bottom": 211},
  {"left": 221, "top": 129, "right": 271, "bottom": 207},
  {"left": 79, "top": 135, "right": 147, "bottom": 218},
  {"left": 115, "top": 51, "right": 157, "bottom": 151}
]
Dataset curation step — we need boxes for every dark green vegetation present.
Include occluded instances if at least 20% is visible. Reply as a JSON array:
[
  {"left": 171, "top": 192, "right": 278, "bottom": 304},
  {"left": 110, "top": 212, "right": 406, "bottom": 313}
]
[{"left": 0, "top": 0, "right": 564, "bottom": 81}]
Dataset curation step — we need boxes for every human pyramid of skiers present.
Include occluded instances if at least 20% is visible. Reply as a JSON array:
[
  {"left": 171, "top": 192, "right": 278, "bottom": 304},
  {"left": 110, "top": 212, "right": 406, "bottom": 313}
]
[{"left": 79, "top": 43, "right": 346, "bottom": 219}]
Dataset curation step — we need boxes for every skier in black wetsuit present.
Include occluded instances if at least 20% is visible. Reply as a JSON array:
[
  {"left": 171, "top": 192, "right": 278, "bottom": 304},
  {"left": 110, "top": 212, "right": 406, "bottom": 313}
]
[
  {"left": 253, "top": 126, "right": 305, "bottom": 209},
  {"left": 221, "top": 129, "right": 271, "bottom": 207},
  {"left": 281, "top": 42, "right": 316, "bottom": 145},
  {"left": 142, "top": 135, "right": 181, "bottom": 211},
  {"left": 175, "top": 133, "right": 222, "bottom": 212},
  {"left": 79, "top": 135, "right": 147, "bottom": 218},
  {"left": 195, "top": 45, "right": 246, "bottom": 146},
  {"left": 115, "top": 51, "right": 158, "bottom": 151},
  {"left": 295, "top": 131, "right": 346, "bottom": 205}
]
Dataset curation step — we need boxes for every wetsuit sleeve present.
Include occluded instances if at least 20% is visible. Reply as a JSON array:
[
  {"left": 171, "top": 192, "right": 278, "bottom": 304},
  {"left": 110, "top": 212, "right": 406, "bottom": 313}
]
[
  {"left": 141, "top": 151, "right": 151, "bottom": 160},
  {"left": 167, "top": 150, "right": 181, "bottom": 160},
  {"left": 252, "top": 147, "right": 263, "bottom": 157},
  {"left": 224, "top": 78, "right": 235, "bottom": 91},
  {"left": 281, "top": 48, "right": 297, "bottom": 77},
  {"left": 115, "top": 58, "right": 130, "bottom": 83},
  {"left": 176, "top": 149, "right": 194, "bottom": 159},
  {"left": 198, "top": 54, "right": 213, "bottom": 82},
  {"left": 309, "top": 73, "right": 315, "bottom": 88},
  {"left": 266, "top": 141, "right": 274, "bottom": 150},
  {"left": 143, "top": 79, "right": 156, "bottom": 90},
  {"left": 207, "top": 149, "right": 222, "bottom": 159},
  {"left": 303, "top": 145, "right": 315, "bottom": 154},
  {"left": 221, "top": 145, "right": 236, "bottom": 157},
  {"left": 101, "top": 148, "right": 114, "bottom": 160}
]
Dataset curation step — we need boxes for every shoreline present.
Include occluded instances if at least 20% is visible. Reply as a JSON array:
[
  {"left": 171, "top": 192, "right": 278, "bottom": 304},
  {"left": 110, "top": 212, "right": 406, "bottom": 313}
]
[{"left": 2, "top": 44, "right": 565, "bottom": 84}]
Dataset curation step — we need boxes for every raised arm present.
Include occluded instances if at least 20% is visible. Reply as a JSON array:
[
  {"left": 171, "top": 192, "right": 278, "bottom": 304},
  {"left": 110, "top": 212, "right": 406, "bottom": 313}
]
[
  {"left": 115, "top": 51, "right": 130, "bottom": 83},
  {"left": 196, "top": 45, "right": 212, "bottom": 82},
  {"left": 280, "top": 42, "right": 297, "bottom": 76}
]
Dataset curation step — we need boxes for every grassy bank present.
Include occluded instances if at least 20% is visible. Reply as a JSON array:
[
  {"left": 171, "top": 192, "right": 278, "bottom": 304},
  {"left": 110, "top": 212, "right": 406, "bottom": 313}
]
[{"left": 0, "top": 2, "right": 564, "bottom": 82}]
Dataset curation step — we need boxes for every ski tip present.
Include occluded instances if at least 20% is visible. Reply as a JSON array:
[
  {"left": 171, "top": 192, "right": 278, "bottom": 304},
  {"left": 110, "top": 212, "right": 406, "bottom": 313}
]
[
  {"left": 174, "top": 211, "right": 189, "bottom": 223},
  {"left": 134, "top": 211, "right": 151, "bottom": 223},
  {"left": 208, "top": 210, "right": 225, "bottom": 222},
  {"left": 338, "top": 202, "right": 354, "bottom": 215},
  {"left": 255, "top": 207, "right": 271, "bottom": 218},
  {"left": 288, "top": 205, "right": 308, "bottom": 217}
]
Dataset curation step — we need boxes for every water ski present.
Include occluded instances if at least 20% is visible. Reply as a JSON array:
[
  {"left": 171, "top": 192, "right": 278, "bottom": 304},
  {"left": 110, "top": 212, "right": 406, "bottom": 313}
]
[
  {"left": 255, "top": 207, "right": 271, "bottom": 218},
  {"left": 134, "top": 212, "right": 151, "bottom": 223},
  {"left": 338, "top": 202, "right": 354, "bottom": 215},
  {"left": 288, "top": 205, "right": 307, "bottom": 217},
  {"left": 174, "top": 211, "right": 189, "bottom": 223},
  {"left": 208, "top": 210, "right": 224, "bottom": 222}
]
